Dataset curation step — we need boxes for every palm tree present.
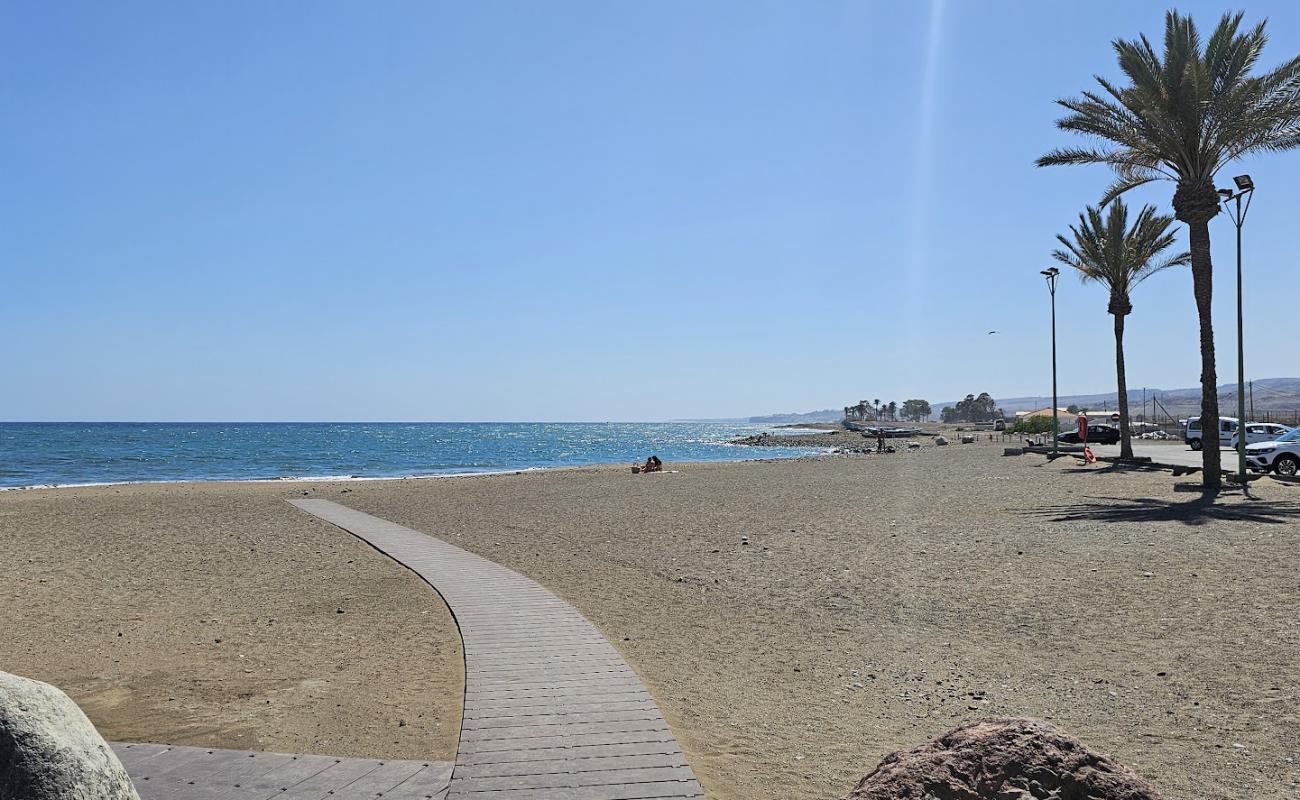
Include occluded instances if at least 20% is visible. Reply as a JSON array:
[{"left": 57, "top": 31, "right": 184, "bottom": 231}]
[
  {"left": 1052, "top": 200, "right": 1190, "bottom": 459},
  {"left": 887, "top": 401, "right": 898, "bottom": 421},
  {"left": 873, "top": 399, "right": 881, "bottom": 422},
  {"left": 1037, "top": 11, "right": 1300, "bottom": 492}
]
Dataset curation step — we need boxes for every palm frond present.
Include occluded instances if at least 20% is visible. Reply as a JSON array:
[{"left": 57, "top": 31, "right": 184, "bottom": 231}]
[
  {"left": 1040, "top": 11, "right": 1300, "bottom": 193},
  {"left": 1050, "top": 199, "right": 1187, "bottom": 304},
  {"left": 1099, "top": 173, "right": 1159, "bottom": 206}
]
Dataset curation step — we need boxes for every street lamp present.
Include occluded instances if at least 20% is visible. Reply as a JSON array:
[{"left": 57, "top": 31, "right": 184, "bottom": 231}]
[
  {"left": 1218, "top": 174, "right": 1254, "bottom": 485},
  {"left": 1041, "top": 267, "right": 1061, "bottom": 455}
]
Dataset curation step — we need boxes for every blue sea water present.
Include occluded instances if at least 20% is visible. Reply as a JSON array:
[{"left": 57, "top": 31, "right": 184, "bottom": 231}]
[{"left": 0, "top": 422, "right": 827, "bottom": 489}]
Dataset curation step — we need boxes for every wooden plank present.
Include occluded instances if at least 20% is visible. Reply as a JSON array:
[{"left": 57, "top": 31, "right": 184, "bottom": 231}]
[
  {"left": 240, "top": 754, "right": 342, "bottom": 797},
  {"left": 183, "top": 751, "right": 296, "bottom": 799},
  {"left": 447, "top": 790, "right": 702, "bottom": 800},
  {"left": 110, "top": 742, "right": 172, "bottom": 767},
  {"left": 270, "top": 757, "right": 385, "bottom": 799},
  {"left": 459, "top": 719, "right": 674, "bottom": 745},
  {"left": 457, "top": 741, "right": 683, "bottom": 767},
  {"left": 450, "top": 765, "right": 695, "bottom": 793},
  {"left": 381, "top": 763, "right": 456, "bottom": 800},
  {"left": 457, "top": 728, "right": 678, "bottom": 756},
  {"left": 454, "top": 752, "right": 690, "bottom": 780},
  {"left": 333, "top": 759, "right": 428, "bottom": 797}
]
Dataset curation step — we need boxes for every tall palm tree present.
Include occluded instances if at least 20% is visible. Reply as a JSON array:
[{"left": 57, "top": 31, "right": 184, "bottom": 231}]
[
  {"left": 1052, "top": 200, "right": 1190, "bottom": 459},
  {"left": 1037, "top": 11, "right": 1300, "bottom": 492}
]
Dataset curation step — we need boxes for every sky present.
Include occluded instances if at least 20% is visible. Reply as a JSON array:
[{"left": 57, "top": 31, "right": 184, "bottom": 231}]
[{"left": 3, "top": 1, "right": 1299, "bottom": 421}]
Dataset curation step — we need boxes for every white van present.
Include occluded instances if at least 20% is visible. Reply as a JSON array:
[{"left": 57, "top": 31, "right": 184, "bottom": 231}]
[{"left": 1184, "top": 416, "right": 1239, "bottom": 451}]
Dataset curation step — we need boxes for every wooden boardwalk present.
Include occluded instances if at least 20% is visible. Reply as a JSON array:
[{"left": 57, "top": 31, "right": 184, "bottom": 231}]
[
  {"left": 288, "top": 499, "right": 704, "bottom": 800},
  {"left": 112, "top": 743, "right": 453, "bottom": 800}
]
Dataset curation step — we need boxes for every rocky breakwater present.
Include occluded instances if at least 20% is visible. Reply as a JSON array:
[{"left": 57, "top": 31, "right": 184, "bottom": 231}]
[{"left": 732, "top": 430, "right": 925, "bottom": 454}]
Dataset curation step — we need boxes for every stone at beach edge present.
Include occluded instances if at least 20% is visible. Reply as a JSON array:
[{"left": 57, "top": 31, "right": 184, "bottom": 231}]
[
  {"left": 0, "top": 670, "right": 141, "bottom": 800},
  {"left": 842, "top": 717, "right": 1163, "bottom": 800}
]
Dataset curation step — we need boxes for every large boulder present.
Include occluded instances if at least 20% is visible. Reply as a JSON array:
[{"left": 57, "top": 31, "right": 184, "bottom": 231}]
[
  {"left": 0, "top": 671, "right": 140, "bottom": 800},
  {"left": 843, "top": 717, "right": 1163, "bottom": 800}
]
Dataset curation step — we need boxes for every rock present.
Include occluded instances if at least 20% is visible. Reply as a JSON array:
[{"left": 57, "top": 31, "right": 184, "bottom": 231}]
[
  {"left": 0, "top": 670, "right": 141, "bottom": 800},
  {"left": 960, "top": 434, "right": 977, "bottom": 444},
  {"left": 842, "top": 717, "right": 1163, "bottom": 800},
  {"left": 935, "top": 436, "right": 948, "bottom": 446}
]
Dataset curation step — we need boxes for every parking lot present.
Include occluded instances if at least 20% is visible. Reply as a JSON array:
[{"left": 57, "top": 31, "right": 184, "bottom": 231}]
[{"left": 1087, "top": 442, "right": 1247, "bottom": 471}]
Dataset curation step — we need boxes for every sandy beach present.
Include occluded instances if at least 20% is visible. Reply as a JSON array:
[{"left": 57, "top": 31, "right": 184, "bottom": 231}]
[
  {"left": 0, "top": 482, "right": 464, "bottom": 760},
  {"left": 4, "top": 444, "right": 1299, "bottom": 799}
]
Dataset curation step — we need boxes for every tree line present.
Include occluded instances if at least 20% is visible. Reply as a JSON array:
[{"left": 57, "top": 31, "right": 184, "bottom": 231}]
[
  {"left": 939, "top": 393, "right": 1005, "bottom": 424},
  {"left": 843, "top": 399, "right": 932, "bottom": 423}
]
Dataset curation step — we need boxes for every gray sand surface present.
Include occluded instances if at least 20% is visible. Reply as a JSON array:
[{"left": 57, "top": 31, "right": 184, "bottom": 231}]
[
  {"left": 0, "top": 482, "right": 464, "bottom": 760},
  {"left": 3, "top": 444, "right": 1298, "bottom": 798}
]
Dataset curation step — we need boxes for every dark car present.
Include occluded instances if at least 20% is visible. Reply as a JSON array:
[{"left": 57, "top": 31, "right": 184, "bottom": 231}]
[{"left": 1056, "top": 424, "right": 1121, "bottom": 445}]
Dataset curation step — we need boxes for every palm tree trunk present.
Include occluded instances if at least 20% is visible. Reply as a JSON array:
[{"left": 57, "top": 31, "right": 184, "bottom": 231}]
[
  {"left": 1114, "top": 311, "right": 1132, "bottom": 460},
  {"left": 1188, "top": 219, "right": 1221, "bottom": 492}
]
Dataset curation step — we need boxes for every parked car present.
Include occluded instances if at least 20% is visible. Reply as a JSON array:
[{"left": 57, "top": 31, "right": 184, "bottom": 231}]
[
  {"left": 1184, "top": 415, "right": 1240, "bottom": 451},
  {"left": 1230, "top": 422, "right": 1292, "bottom": 447},
  {"left": 1246, "top": 427, "right": 1300, "bottom": 476},
  {"left": 1057, "top": 424, "right": 1121, "bottom": 445}
]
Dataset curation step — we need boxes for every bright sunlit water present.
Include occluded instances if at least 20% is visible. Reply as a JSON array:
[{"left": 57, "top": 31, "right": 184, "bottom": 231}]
[{"left": 0, "top": 422, "right": 826, "bottom": 489}]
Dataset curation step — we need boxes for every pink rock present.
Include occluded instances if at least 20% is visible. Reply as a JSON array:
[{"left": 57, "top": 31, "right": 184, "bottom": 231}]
[{"left": 843, "top": 717, "right": 1163, "bottom": 800}]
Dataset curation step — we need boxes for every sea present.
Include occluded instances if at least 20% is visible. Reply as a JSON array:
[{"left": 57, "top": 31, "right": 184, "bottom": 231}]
[{"left": 0, "top": 422, "right": 828, "bottom": 490}]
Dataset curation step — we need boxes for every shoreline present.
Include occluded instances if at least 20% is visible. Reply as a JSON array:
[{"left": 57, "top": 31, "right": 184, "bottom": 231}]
[{"left": 0, "top": 447, "right": 833, "bottom": 493}]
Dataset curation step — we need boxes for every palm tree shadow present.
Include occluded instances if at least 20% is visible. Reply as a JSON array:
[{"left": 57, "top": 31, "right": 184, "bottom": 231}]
[{"left": 1032, "top": 495, "right": 1300, "bottom": 526}]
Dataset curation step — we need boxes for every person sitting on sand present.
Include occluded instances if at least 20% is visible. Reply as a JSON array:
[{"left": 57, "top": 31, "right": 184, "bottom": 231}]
[{"left": 642, "top": 455, "right": 663, "bottom": 473}]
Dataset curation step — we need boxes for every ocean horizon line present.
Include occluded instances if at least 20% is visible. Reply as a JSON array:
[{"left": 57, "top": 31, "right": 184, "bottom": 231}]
[{"left": 0, "top": 419, "right": 753, "bottom": 425}]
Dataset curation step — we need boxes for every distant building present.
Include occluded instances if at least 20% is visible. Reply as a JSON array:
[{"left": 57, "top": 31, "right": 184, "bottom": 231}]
[
  {"left": 1016, "top": 407, "right": 1118, "bottom": 420},
  {"left": 1015, "top": 407, "right": 1072, "bottom": 419}
]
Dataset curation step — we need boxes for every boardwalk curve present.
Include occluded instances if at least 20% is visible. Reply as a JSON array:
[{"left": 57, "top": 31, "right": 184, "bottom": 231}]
[{"left": 288, "top": 498, "right": 705, "bottom": 800}]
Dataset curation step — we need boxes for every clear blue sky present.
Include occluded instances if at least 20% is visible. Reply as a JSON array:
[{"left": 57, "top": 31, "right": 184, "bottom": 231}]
[{"left": 3, "top": 1, "right": 1298, "bottom": 421}]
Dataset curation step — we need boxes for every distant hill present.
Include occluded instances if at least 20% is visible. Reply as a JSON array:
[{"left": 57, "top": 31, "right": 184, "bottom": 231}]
[
  {"left": 938, "top": 377, "right": 1300, "bottom": 420},
  {"left": 746, "top": 409, "right": 843, "bottom": 424}
]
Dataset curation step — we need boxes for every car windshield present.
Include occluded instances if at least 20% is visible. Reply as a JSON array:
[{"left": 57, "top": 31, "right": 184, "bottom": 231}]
[{"left": 1274, "top": 428, "right": 1300, "bottom": 443}]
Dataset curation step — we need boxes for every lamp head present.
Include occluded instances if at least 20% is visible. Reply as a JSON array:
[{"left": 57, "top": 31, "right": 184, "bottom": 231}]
[
  {"left": 1217, "top": 188, "right": 1234, "bottom": 199},
  {"left": 1040, "top": 267, "right": 1060, "bottom": 278},
  {"left": 1233, "top": 174, "right": 1254, "bottom": 191}
]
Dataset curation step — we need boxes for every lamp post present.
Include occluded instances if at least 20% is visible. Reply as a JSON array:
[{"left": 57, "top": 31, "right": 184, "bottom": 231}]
[
  {"left": 1217, "top": 174, "right": 1254, "bottom": 485},
  {"left": 1041, "top": 267, "right": 1061, "bottom": 454}
]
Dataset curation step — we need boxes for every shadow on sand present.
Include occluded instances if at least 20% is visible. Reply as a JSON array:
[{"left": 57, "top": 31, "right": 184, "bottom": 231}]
[{"left": 1031, "top": 494, "right": 1300, "bottom": 526}]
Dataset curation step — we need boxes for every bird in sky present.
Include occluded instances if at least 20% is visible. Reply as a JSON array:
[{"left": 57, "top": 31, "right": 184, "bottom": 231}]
[{"left": 987, "top": 331, "right": 1000, "bottom": 335}]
